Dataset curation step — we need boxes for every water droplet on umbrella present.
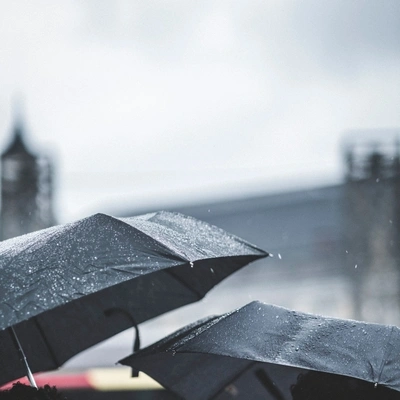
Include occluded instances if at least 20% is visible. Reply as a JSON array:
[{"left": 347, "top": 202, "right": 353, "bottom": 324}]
[{"left": 190, "top": 261, "right": 194, "bottom": 268}]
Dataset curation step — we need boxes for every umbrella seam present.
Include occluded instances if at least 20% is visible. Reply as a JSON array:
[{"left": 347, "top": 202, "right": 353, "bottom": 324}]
[
  {"left": 120, "top": 211, "right": 268, "bottom": 260},
  {"left": 0, "top": 224, "right": 72, "bottom": 274},
  {"left": 108, "top": 215, "right": 188, "bottom": 262},
  {"left": 121, "top": 316, "right": 221, "bottom": 359},
  {"left": 168, "top": 310, "right": 240, "bottom": 351},
  {"left": 376, "top": 325, "right": 395, "bottom": 385},
  {"left": 140, "top": 211, "right": 266, "bottom": 254}
]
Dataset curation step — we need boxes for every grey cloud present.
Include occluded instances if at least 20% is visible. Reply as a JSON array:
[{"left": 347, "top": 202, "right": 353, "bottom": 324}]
[
  {"left": 79, "top": 0, "right": 211, "bottom": 60},
  {"left": 78, "top": 0, "right": 400, "bottom": 78},
  {"left": 290, "top": 0, "right": 400, "bottom": 72},
  {"left": 214, "top": 0, "right": 400, "bottom": 79}
]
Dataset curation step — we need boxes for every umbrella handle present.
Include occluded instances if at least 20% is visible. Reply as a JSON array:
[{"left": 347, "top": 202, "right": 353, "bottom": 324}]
[
  {"left": 104, "top": 308, "right": 141, "bottom": 352},
  {"left": 10, "top": 326, "right": 38, "bottom": 389}
]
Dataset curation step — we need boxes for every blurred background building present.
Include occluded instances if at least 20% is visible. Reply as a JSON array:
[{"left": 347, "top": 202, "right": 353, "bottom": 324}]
[
  {"left": 0, "top": 115, "right": 56, "bottom": 240},
  {"left": 343, "top": 138, "right": 400, "bottom": 324},
  {"left": 115, "top": 135, "right": 400, "bottom": 327}
]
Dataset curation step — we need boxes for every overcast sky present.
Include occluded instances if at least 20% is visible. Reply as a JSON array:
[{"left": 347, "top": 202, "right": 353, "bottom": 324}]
[{"left": 0, "top": 0, "right": 399, "bottom": 222}]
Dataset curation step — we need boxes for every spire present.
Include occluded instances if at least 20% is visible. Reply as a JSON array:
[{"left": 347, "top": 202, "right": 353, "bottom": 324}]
[{"left": 2, "top": 102, "right": 34, "bottom": 158}]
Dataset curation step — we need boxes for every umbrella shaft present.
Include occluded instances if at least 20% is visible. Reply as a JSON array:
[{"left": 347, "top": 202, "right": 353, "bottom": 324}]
[{"left": 10, "top": 327, "right": 38, "bottom": 389}]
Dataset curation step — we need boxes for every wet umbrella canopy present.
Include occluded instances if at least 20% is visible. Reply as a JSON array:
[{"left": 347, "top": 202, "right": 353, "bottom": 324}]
[
  {"left": 0, "top": 211, "right": 267, "bottom": 386},
  {"left": 120, "top": 301, "right": 400, "bottom": 400}
]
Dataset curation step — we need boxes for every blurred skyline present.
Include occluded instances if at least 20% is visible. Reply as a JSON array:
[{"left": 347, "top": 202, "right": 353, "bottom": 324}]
[{"left": 0, "top": 0, "right": 399, "bottom": 222}]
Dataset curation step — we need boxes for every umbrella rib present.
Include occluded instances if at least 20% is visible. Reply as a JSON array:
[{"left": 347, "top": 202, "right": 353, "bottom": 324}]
[
  {"left": 33, "top": 316, "right": 61, "bottom": 367},
  {"left": 209, "top": 361, "right": 259, "bottom": 400},
  {"left": 209, "top": 361, "right": 286, "bottom": 400},
  {"left": 254, "top": 367, "right": 286, "bottom": 400},
  {"left": 165, "top": 267, "right": 204, "bottom": 299}
]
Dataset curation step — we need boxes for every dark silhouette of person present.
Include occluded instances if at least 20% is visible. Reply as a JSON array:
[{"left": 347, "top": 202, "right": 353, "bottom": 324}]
[
  {"left": 291, "top": 370, "right": 400, "bottom": 400},
  {"left": 0, "top": 383, "right": 67, "bottom": 400}
]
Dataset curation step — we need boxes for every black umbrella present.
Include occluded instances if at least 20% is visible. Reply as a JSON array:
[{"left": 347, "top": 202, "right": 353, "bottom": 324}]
[
  {"left": 0, "top": 211, "right": 267, "bottom": 387},
  {"left": 120, "top": 301, "right": 400, "bottom": 400}
]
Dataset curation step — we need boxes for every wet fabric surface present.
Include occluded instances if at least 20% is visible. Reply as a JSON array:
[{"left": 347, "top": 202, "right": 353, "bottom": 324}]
[
  {"left": 120, "top": 301, "right": 400, "bottom": 400},
  {"left": 0, "top": 212, "right": 267, "bottom": 386}
]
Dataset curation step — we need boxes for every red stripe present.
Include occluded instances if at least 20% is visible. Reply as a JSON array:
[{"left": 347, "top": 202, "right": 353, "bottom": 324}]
[{"left": 0, "top": 373, "right": 93, "bottom": 390}]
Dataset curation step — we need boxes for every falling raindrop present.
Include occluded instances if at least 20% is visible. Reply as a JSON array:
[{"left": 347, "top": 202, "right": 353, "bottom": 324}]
[
  {"left": 210, "top": 268, "right": 214, "bottom": 273},
  {"left": 355, "top": 264, "right": 358, "bottom": 269},
  {"left": 270, "top": 253, "right": 274, "bottom": 258},
  {"left": 278, "top": 253, "right": 282, "bottom": 259}
]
